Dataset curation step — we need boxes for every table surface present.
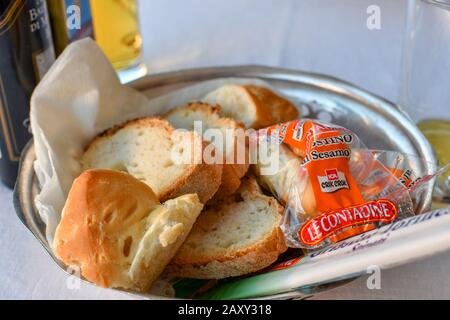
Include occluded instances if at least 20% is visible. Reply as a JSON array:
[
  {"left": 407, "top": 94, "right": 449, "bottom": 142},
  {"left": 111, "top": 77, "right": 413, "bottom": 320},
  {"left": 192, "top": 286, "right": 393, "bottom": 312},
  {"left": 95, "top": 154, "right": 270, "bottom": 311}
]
[{"left": 1, "top": 0, "right": 450, "bottom": 300}]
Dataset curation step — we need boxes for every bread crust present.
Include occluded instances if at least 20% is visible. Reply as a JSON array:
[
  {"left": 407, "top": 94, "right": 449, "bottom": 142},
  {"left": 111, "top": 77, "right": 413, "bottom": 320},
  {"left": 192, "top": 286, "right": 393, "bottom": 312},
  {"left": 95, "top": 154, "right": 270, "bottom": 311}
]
[
  {"left": 161, "top": 160, "right": 223, "bottom": 203},
  {"left": 84, "top": 116, "right": 169, "bottom": 152},
  {"left": 204, "top": 84, "right": 300, "bottom": 129},
  {"left": 164, "top": 102, "right": 246, "bottom": 131},
  {"left": 244, "top": 85, "right": 300, "bottom": 129},
  {"left": 166, "top": 227, "right": 286, "bottom": 279}
]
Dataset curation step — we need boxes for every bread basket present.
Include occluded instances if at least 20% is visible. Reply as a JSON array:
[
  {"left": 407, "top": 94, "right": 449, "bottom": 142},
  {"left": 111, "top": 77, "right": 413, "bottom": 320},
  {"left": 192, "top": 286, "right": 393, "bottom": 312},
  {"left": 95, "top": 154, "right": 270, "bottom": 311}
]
[{"left": 14, "top": 66, "right": 437, "bottom": 300}]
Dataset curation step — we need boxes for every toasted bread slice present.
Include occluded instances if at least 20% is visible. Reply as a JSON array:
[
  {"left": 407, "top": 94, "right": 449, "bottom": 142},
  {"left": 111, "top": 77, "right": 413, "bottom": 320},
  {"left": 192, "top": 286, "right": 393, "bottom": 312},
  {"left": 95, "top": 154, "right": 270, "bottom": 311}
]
[
  {"left": 53, "top": 170, "right": 204, "bottom": 291},
  {"left": 166, "top": 177, "right": 287, "bottom": 279},
  {"left": 81, "top": 117, "right": 222, "bottom": 203},
  {"left": 165, "top": 103, "right": 250, "bottom": 200},
  {"left": 204, "top": 84, "right": 299, "bottom": 129}
]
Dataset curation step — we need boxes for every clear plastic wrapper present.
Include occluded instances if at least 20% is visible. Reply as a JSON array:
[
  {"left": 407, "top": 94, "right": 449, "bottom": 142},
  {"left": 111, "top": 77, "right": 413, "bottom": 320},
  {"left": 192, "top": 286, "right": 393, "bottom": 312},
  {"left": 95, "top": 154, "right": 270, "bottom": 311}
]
[{"left": 255, "top": 119, "right": 440, "bottom": 249}]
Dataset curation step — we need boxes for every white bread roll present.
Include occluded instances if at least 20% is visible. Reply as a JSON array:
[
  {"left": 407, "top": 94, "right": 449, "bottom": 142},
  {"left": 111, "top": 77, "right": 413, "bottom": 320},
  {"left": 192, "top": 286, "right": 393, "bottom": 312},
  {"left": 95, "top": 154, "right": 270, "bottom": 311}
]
[{"left": 53, "top": 170, "right": 204, "bottom": 291}]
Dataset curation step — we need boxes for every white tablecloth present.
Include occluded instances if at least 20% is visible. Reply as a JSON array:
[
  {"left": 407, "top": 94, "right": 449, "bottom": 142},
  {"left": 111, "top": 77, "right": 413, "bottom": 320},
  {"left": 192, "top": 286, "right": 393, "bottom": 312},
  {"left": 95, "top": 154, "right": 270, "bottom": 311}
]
[{"left": 1, "top": 0, "right": 450, "bottom": 300}]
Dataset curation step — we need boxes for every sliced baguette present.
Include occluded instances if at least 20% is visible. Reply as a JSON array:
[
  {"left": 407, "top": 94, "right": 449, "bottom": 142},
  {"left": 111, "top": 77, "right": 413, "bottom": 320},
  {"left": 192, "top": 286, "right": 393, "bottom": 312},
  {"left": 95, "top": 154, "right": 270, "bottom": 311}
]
[
  {"left": 245, "top": 85, "right": 300, "bottom": 126},
  {"left": 53, "top": 170, "right": 204, "bottom": 292},
  {"left": 166, "top": 177, "right": 287, "bottom": 279},
  {"left": 165, "top": 103, "right": 249, "bottom": 200},
  {"left": 204, "top": 84, "right": 299, "bottom": 129},
  {"left": 81, "top": 117, "right": 222, "bottom": 203}
]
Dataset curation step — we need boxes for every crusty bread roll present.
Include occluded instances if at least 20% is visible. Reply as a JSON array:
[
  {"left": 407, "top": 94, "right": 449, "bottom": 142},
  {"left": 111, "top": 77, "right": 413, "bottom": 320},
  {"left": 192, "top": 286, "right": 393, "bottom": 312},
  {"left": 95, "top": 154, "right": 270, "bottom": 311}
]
[
  {"left": 165, "top": 102, "right": 249, "bottom": 201},
  {"left": 81, "top": 117, "right": 223, "bottom": 203},
  {"left": 166, "top": 177, "right": 287, "bottom": 279},
  {"left": 53, "top": 170, "right": 204, "bottom": 291},
  {"left": 204, "top": 84, "right": 300, "bottom": 129}
]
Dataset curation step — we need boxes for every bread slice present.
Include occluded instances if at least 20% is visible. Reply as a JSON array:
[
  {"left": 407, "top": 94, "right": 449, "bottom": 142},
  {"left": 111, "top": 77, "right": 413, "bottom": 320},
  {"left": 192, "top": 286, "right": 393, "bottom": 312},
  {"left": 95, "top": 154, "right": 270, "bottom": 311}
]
[
  {"left": 166, "top": 177, "right": 287, "bottom": 279},
  {"left": 245, "top": 85, "right": 300, "bottom": 126},
  {"left": 204, "top": 84, "right": 299, "bottom": 129},
  {"left": 53, "top": 169, "right": 204, "bottom": 292},
  {"left": 81, "top": 117, "right": 222, "bottom": 203},
  {"left": 165, "top": 103, "right": 249, "bottom": 200}
]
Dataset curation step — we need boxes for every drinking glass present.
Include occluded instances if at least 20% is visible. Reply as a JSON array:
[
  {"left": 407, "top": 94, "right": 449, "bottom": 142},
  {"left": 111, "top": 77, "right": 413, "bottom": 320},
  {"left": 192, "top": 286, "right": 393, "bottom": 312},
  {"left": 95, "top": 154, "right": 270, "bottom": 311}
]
[{"left": 401, "top": 0, "right": 450, "bottom": 204}]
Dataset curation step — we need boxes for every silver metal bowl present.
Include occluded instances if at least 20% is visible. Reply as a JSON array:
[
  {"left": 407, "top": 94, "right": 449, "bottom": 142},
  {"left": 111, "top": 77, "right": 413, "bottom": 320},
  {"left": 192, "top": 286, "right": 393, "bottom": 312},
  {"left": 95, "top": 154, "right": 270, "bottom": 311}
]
[{"left": 13, "top": 66, "right": 437, "bottom": 300}]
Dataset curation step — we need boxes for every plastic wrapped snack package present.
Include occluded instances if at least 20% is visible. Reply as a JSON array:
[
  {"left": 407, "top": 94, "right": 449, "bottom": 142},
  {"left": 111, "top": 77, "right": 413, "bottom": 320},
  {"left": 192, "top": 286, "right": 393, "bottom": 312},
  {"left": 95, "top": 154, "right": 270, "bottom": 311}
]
[{"left": 255, "top": 119, "right": 438, "bottom": 249}]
